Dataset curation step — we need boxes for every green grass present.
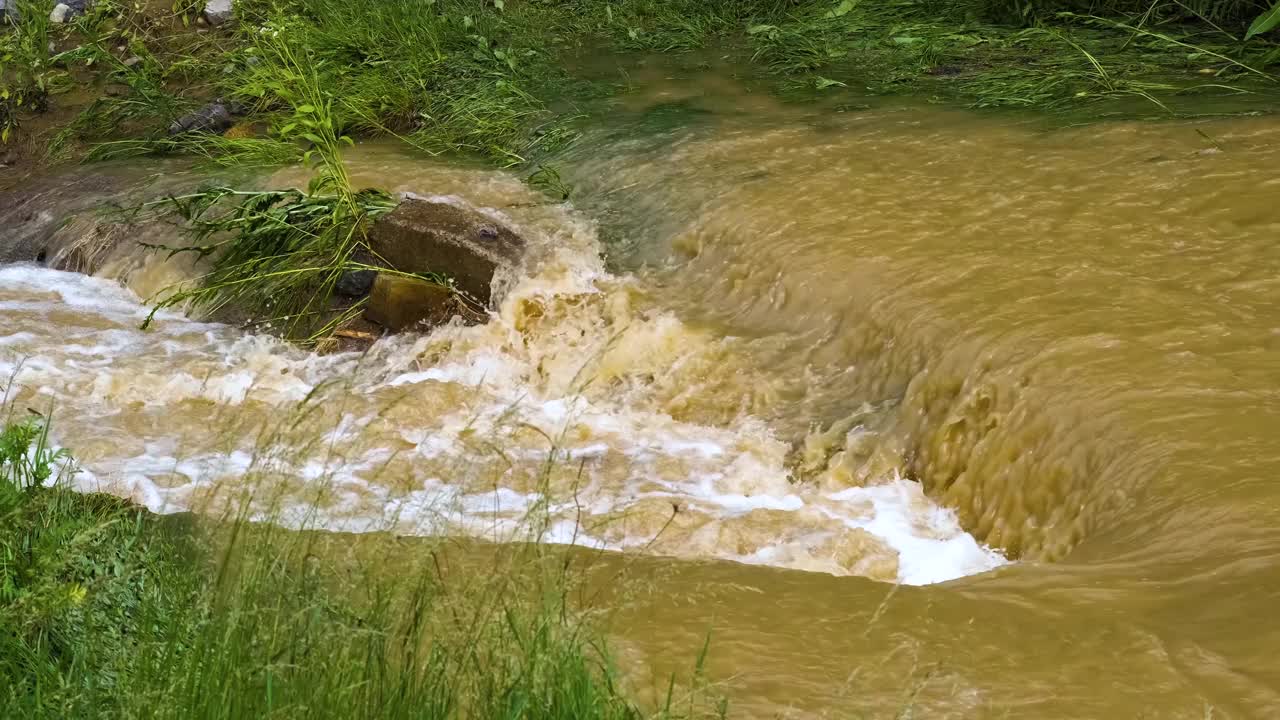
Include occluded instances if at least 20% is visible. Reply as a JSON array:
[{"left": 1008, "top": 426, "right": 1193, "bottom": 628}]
[
  {"left": 0, "top": 406, "right": 724, "bottom": 720},
  {"left": 8, "top": 0, "right": 1280, "bottom": 166},
  {"left": 223, "top": 0, "right": 580, "bottom": 165},
  {"left": 0, "top": 0, "right": 61, "bottom": 142},
  {"left": 130, "top": 37, "right": 405, "bottom": 343},
  {"left": 736, "top": 1, "right": 1279, "bottom": 113}
]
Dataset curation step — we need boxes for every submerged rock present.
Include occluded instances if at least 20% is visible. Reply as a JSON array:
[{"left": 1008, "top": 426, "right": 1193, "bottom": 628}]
[
  {"left": 0, "top": 173, "right": 120, "bottom": 265},
  {"left": 369, "top": 197, "right": 524, "bottom": 305},
  {"left": 203, "top": 0, "right": 232, "bottom": 25},
  {"left": 363, "top": 274, "right": 454, "bottom": 331}
]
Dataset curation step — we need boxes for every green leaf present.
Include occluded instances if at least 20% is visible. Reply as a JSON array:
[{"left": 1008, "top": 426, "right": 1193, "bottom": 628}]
[
  {"left": 1246, "top": 1, "right": 1280, "bottom": 40},
  {"left": 824, "top": 0, "right": 855, "bottom": 19},
  {"left": 296, "top": 104, "right": 316, "bottom": 114},
  {"left": 815, "top": 76, "right": 847, "bottom": 89}
]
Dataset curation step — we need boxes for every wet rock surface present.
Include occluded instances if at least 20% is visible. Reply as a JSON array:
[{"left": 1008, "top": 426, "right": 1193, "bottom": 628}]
[
  {"left": 369, "top": 196, "right": 525, "bottom": 306},
  {"left": 363, "top": 274, "right": 455, "bottom": 331},
  {"left": 0, "top": 174, "right": 121, "bottom": 266}
]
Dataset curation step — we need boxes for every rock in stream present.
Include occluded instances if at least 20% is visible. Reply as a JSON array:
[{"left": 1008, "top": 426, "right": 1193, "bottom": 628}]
[
  {"left": 360, "top": 196, "right": 525, "bottom": 332},
  {"left": 368, "top": 196, "right": 525, "bottom": 306}
]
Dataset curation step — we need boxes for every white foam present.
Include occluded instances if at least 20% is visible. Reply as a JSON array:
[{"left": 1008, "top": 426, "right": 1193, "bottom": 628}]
[{"left": 2, "top": 225, "right": 1008, "bottom": 586}]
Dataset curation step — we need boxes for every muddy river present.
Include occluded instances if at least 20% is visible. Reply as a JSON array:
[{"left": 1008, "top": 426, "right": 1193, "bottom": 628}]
[{"left": 3, "top": 63, "right": 1280, "bottom": 717}]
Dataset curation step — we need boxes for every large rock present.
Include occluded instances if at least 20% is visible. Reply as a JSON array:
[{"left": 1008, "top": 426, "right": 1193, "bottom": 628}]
[
  {"left": 369, "top": 197, "right": 524, "bottom": 306},
  {"left": 1, "top": 0, "right": 18, "bottom": 23},
  {"left": 363, "top": 274, "right": 454, "bottom": 331}
]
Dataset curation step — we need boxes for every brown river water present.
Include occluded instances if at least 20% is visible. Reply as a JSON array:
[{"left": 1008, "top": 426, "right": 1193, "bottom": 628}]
[{"left": 3, "top": 64, "right": 1280, "bottom": 717}]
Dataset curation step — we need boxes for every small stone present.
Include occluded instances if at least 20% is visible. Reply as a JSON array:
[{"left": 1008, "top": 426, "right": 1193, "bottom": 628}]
[
  {"left": 203, "top": 0, "right": 232, "bottom": 26},
  {"left": 168, "top": 101, "right": 238, "bottom": 136},
  {"left": 334, "top": 269, "right": 376, "bottom": 298},
  {"left": 48, "top": 4, "right": 69, "bottom": 23},
  {"left": 122, "top": 56, "right": 142, "bottom": 68}
]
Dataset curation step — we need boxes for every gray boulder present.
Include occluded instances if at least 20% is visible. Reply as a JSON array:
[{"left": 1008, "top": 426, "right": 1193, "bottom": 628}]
[
  {"left": 48, "top": 3, "right": 70, "bottom": 22},
  {"left": 368, "top": 197, "right": 524, "bottom": 305},
  {"left": 203, "top": 0, "right": 232, "bottom": 26},
  {"left": 1, "top": 0, "right": 18, "bottom": 23},
  {"left": 168, "top": 99, "right": 243, "bottom": 136}
]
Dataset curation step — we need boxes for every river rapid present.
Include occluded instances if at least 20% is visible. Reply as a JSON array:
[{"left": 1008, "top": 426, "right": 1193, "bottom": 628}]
[{"left": 4, "top": 62, "right": 1280, "bottom": 717}]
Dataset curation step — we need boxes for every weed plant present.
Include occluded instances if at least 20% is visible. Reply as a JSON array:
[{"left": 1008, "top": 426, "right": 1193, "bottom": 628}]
[
  {"left": 134, "top": 35, "right": 404, "bottom": 342},
  {"left": 0, "top": 0, "right": 61, "bottom": 142}
]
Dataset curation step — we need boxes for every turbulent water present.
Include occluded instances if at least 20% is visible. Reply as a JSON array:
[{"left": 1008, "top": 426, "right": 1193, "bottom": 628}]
[{"left": 5, "top": 62, "right": 1280, "bottom": 717}]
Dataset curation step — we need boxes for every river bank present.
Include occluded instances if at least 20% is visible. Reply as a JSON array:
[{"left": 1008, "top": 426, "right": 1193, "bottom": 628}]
[
  {"left": 3, "top": 0, "right": 1280, "bottom": 183},
  {"left": 1, "top": 409, "right": 726, "bottom": 719}
]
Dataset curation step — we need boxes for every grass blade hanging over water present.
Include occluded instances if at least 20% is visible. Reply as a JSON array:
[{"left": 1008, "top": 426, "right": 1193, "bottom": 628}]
[{"left": 137, "top": 185, "right": 395, "bottom": 340}]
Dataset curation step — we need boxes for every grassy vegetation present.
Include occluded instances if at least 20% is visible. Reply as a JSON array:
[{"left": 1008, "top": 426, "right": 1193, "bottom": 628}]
[
  {"left": 6, "top": 0, "right": 1280, "bottom": 171},
  {"left": 0, "top": 406, "right": 723, "bottom": 719},
  {"left": 131, "top": 38, "right": 404, "bottom": 342}
]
